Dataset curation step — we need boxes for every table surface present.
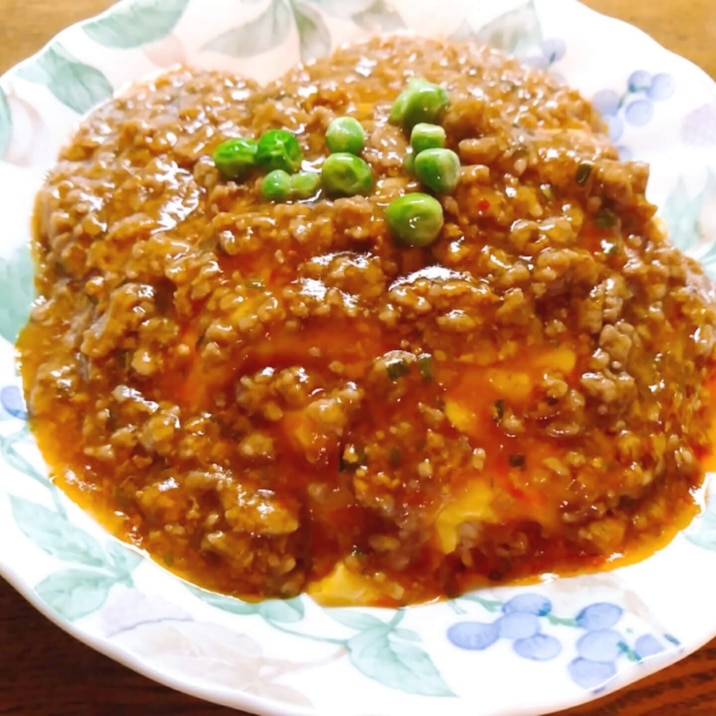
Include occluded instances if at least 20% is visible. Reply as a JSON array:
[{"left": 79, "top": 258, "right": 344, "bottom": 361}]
[{"left": 1, "top": 1, "right": 715, "bottom": 714}]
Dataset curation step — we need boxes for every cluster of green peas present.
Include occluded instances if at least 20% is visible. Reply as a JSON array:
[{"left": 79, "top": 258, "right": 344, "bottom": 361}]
[
  {"left": 211, "top": 77, "right": 456, "bottom": 247},
  {"left": 212, "top": 118, "right": 373, "bottom": 202},
  {"left": 386, "top": 77, "right": 459, "bottom": 247}
]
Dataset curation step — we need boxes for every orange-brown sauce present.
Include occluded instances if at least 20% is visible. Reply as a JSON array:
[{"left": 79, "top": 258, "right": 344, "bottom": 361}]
[{"left": 18, "top": 36, "right": 716, "bottom": 606}]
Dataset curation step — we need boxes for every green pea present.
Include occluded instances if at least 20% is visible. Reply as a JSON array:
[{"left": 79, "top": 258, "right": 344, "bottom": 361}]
[
  {"left": 213, "top": 137, "right": 258, "bottom": 180},
  {"left": 404, "top": 84, "right": 450, "bottom": 129},
  {"left": 291, "top": 170, "right": 321, "bottom": 199},
  {"left": 321, "top": 153, "right": 373, "bottom": 197},
  {"left": 389, "top": 78, "right": 450, "bottom": 129},
  {"left": 410, "top": 122, "right": 446, "bottom": 154},
  {"left": 261, "top": 169, "right": 292, "bottom": 201},
  {"left": 385, "top": 193, "right": 444, "bottom": 247},
  {"left": 389, "top": 78, "right": 431, "bottom": 124},
  {"left": 403, "top": 152, "right": 415, "bottom": 175},
  {"left": 256, "top": 129, "right": 303, "bottom": 174},
  {"left": 325, "top": 116, "right": 366, "bottom": 155},
  {"left": 414, "top": 148, "right": 461, "bottom": 194}
]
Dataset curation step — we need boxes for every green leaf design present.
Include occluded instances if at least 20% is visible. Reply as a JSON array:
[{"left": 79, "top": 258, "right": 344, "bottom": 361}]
[
  {"left": 16, "top": 45, "right": 113, "bottom": 115},
  {"left": 35, "top": 569, "right": 116, "bottom": 620},
  {"left": 685, "top": 490, "right": 716, "bottom": 550},
  {"left": 392, "top": 626, "right": 421, "bottom": 642},
  {"left": 83, "top": 0, "right": 190, "bottom": 49},
  {"left": 189, "top": 589, "right": 304, "bottom": 622},
  {"left": 696, "top": 241, "right": 716, "bottom": 278},
  {"left": 1, "top": 429, "right": 47, "bottom": 484},
  {"left": 475, "top": 2, "right": 542, "bottom": 57},
  {"left": 0, "top": 245, "right": 34, "bottom": 343},
  {"left": 0, "top": 86, "right": 11, "bottom": 159},
  {"left": 292, "top": 1, "right": 331, "bottom": 62},
  {"left": 327, "top": 608, "right": 386, "bottom": 630},
  {"left": 10, "top": 495, "right": 107, "bottom": 567},
  {"left": 663, "top": 179, "right": 697, "bottom": 251},
  {"left": 309, "top": 0, "right": 374, "bottom": 17},
  {"left": 347, "top": 625, "right": 454, "bottom": 696},
  {"left": 352, "top": 0, "right": 404, "bottom": 32},
  {"left": 202, "top": 0, "right": 293, "bottom": 57},
  {"left": 662, "top": 172, "right": 716, "bottom": 252},
  {"left": 190, "top": 588, "right": 261, "bottom": 615},
  {"left": 258, "top": 596, "right": 305, "bottom": 622},
  {"left": 105, "top": 540, "right": 143, "bottom": 580}
]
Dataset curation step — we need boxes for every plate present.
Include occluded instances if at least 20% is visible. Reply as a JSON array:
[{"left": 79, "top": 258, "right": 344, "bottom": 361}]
[{"left": 2, "top": 1, "right": 716, "bottom": 714}]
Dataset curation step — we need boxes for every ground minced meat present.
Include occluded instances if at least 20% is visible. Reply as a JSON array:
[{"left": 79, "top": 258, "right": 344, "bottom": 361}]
[{"left": 18, "top": 36, "right": 716, "bottom": 606}]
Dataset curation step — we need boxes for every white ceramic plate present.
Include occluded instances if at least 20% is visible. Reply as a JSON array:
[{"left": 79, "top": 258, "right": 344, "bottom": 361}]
[{"left": 2, "top": 1, "right": 716, "bottom": 714}]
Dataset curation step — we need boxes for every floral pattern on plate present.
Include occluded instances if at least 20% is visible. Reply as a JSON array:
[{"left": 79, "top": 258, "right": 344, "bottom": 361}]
[
  {"left": 2, "top": 0, "right": 716, "bottom": 714},
  {"left": 592, "top": 70, "right": 676, "bottom": 159},
  {"left": 446, "top": 592, "right": 679, "bottom": 690}
]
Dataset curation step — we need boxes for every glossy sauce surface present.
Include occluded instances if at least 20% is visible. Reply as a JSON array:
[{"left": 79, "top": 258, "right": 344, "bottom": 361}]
[{"left": 18, "top": 36, "right": 716, "bottom": 606}]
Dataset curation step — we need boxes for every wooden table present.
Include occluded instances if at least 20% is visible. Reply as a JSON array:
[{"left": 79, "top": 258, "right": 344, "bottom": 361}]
[{"left": 1, "top": 1, "right": 715, "bottom": 714}]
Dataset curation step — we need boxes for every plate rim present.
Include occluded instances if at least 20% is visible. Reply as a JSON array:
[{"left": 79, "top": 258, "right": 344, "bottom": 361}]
[{"left": 1, "top": 1, "right": 715, "bottom": 714}]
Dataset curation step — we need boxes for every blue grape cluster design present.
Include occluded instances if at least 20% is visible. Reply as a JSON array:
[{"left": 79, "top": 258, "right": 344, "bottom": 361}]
[
  {"left": 592, "top": 70, "right": 676, "bottom": 158},
  {"left": 0, "top": 385, "right": 28, "bottom": 420},
  {"left": 447, "top": 592, "right": 678, "bottom": 691},
  {"left": 567, "top": 602, "right": 674, "bottom": 689},
  {"left": 448, "top": 593, "right": 561, "bottom": 661}
]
